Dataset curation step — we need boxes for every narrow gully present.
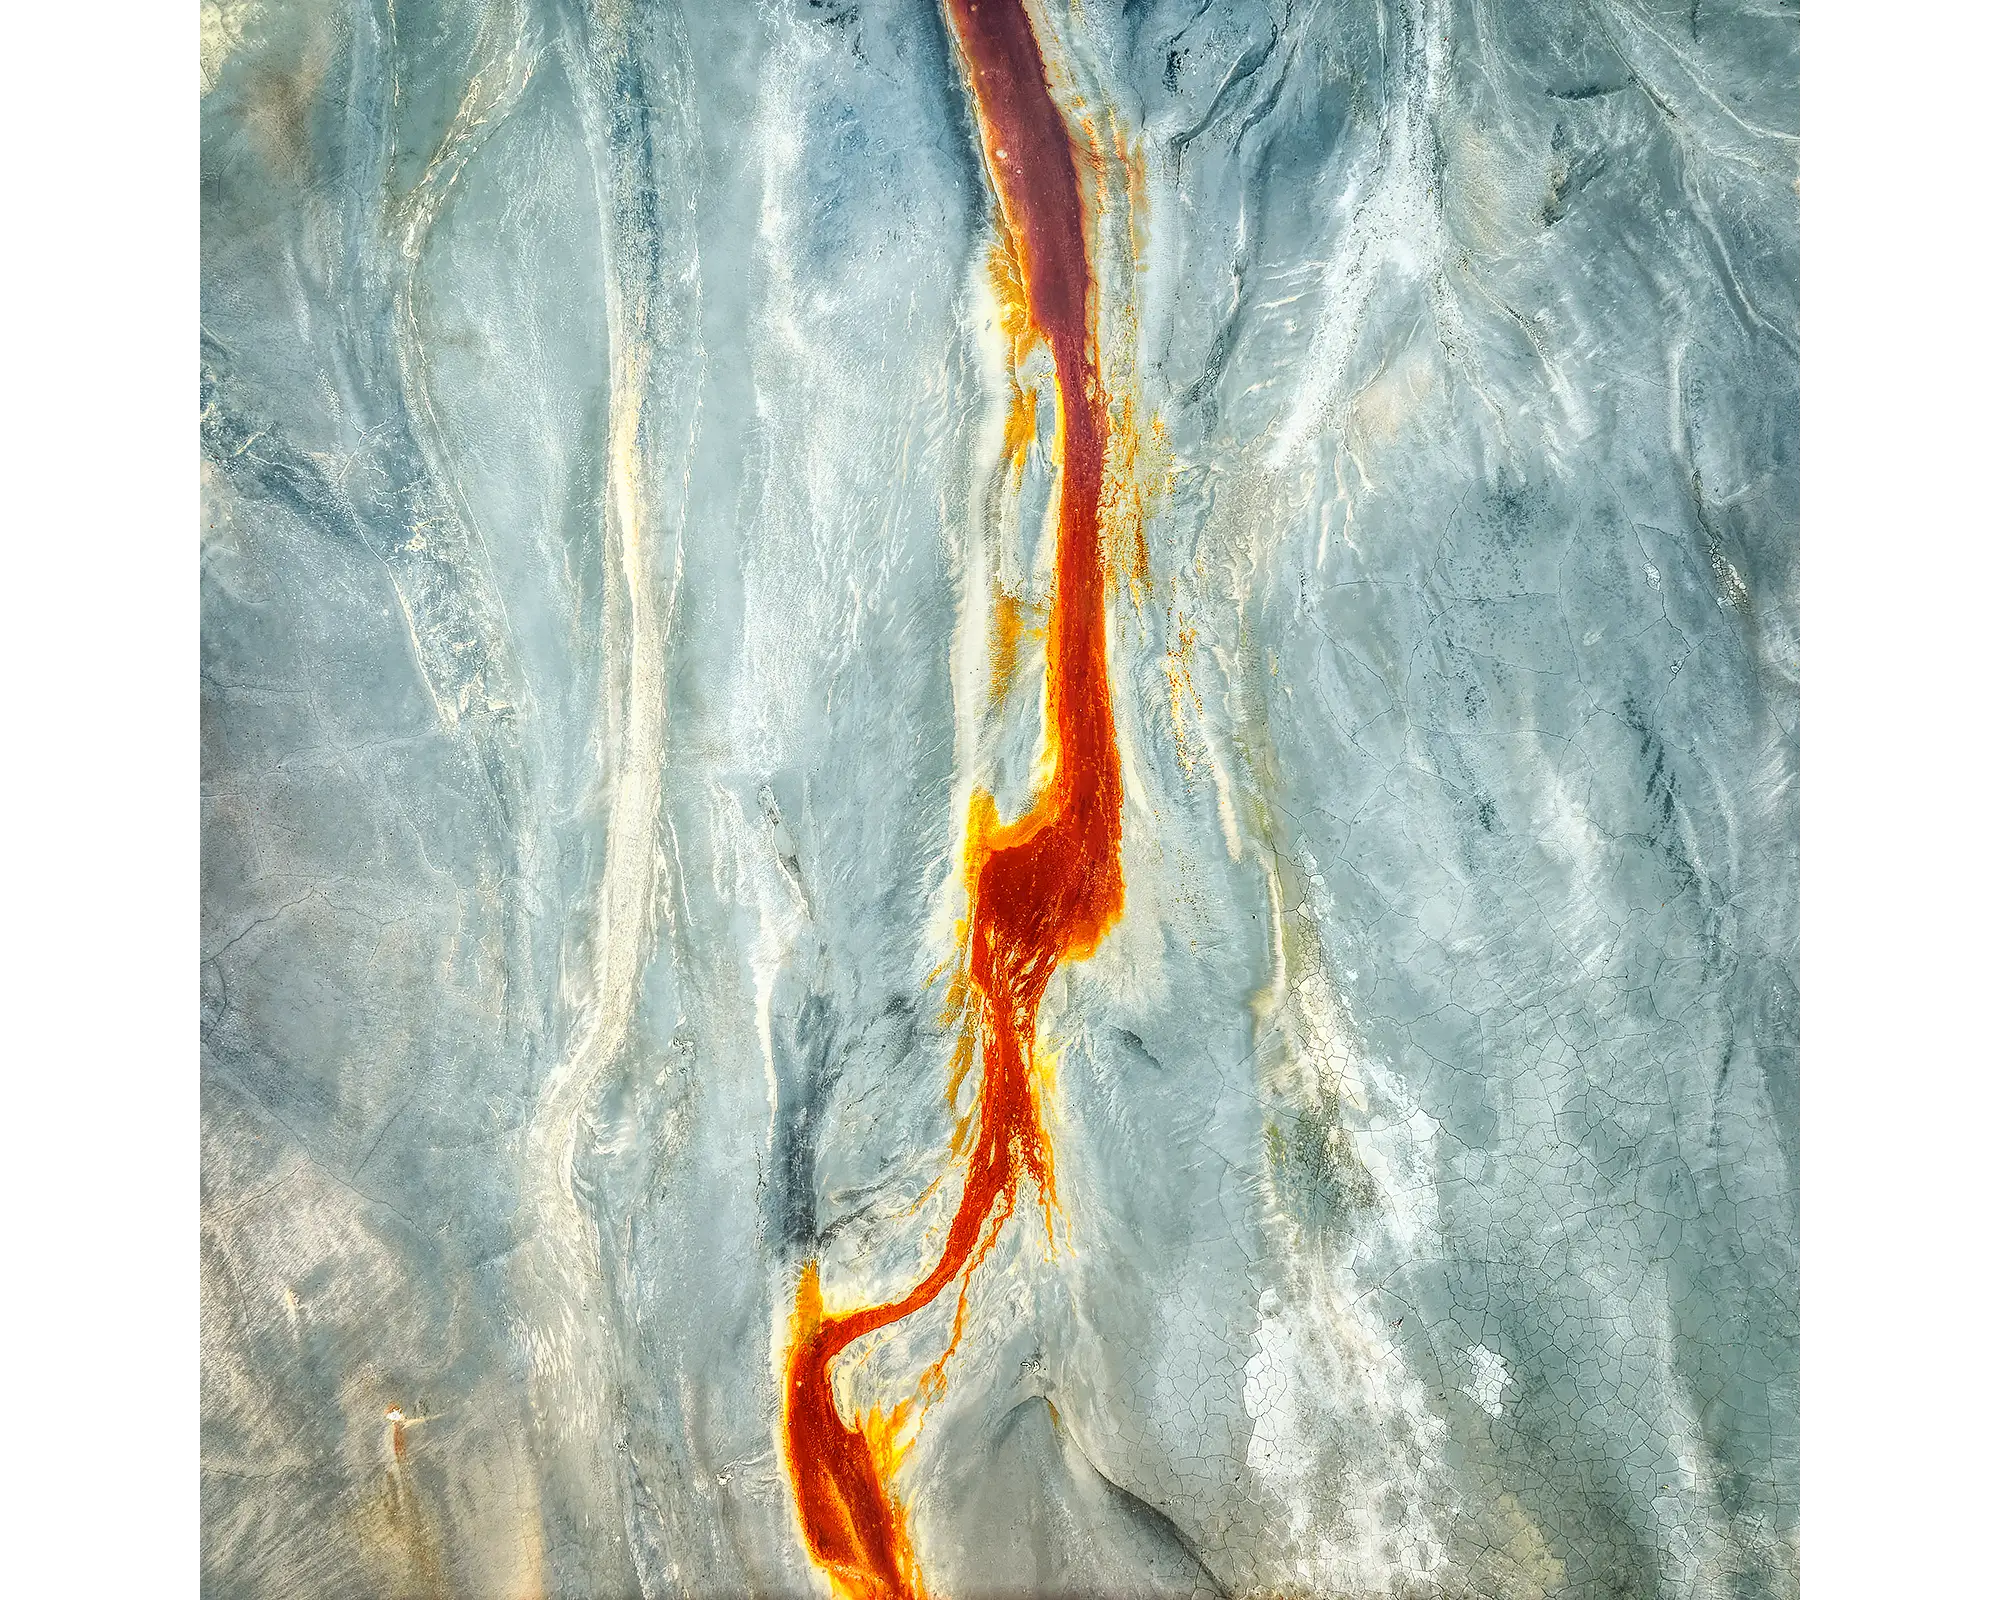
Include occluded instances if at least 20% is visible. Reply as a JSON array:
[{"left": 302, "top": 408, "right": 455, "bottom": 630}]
[{"left": 779, "top": 2, "right": 1129, "bottom": 1595}]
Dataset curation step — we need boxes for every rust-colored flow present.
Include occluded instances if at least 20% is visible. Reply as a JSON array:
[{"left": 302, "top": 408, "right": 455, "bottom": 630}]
[{"left": 780, "top": 3, "right": 1125, "bottom": 1596}]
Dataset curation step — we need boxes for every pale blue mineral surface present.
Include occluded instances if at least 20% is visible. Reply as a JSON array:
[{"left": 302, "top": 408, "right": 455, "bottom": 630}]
[{"left": 201, "top": 2, "right": 1797, "bottom": 1595}]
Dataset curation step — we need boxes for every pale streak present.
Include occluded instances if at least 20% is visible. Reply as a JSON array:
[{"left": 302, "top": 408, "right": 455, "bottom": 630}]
[
  {"left": 522, "top": 328, "right": 673, "bottom": 1422},
  {"left": 1271, "top": 0, "right": 1448, "bottom": 469},
  {"left": 521, "top": 4, "right": 703, "bottom": 1513}
]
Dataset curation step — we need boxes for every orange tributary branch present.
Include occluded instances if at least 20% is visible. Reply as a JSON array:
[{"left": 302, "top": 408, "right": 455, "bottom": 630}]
[{"left": 779, "top": 3, "right": 1126, "bottom": 1597}]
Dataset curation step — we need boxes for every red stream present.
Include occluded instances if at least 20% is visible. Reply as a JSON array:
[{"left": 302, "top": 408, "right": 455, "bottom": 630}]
[{"left": 780, "top": 2, "right": 1124, "bottom": 1595}]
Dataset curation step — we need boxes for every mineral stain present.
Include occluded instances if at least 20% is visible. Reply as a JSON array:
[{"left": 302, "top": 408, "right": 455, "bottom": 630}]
[{"left": 780, "top": 2, "right": 1126, "bottom": 1595}]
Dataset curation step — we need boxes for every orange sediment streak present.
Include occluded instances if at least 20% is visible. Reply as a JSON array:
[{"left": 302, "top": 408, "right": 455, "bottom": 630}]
[{"left": 780, "top": 3, "right": 1125, "bottom": 1596}]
